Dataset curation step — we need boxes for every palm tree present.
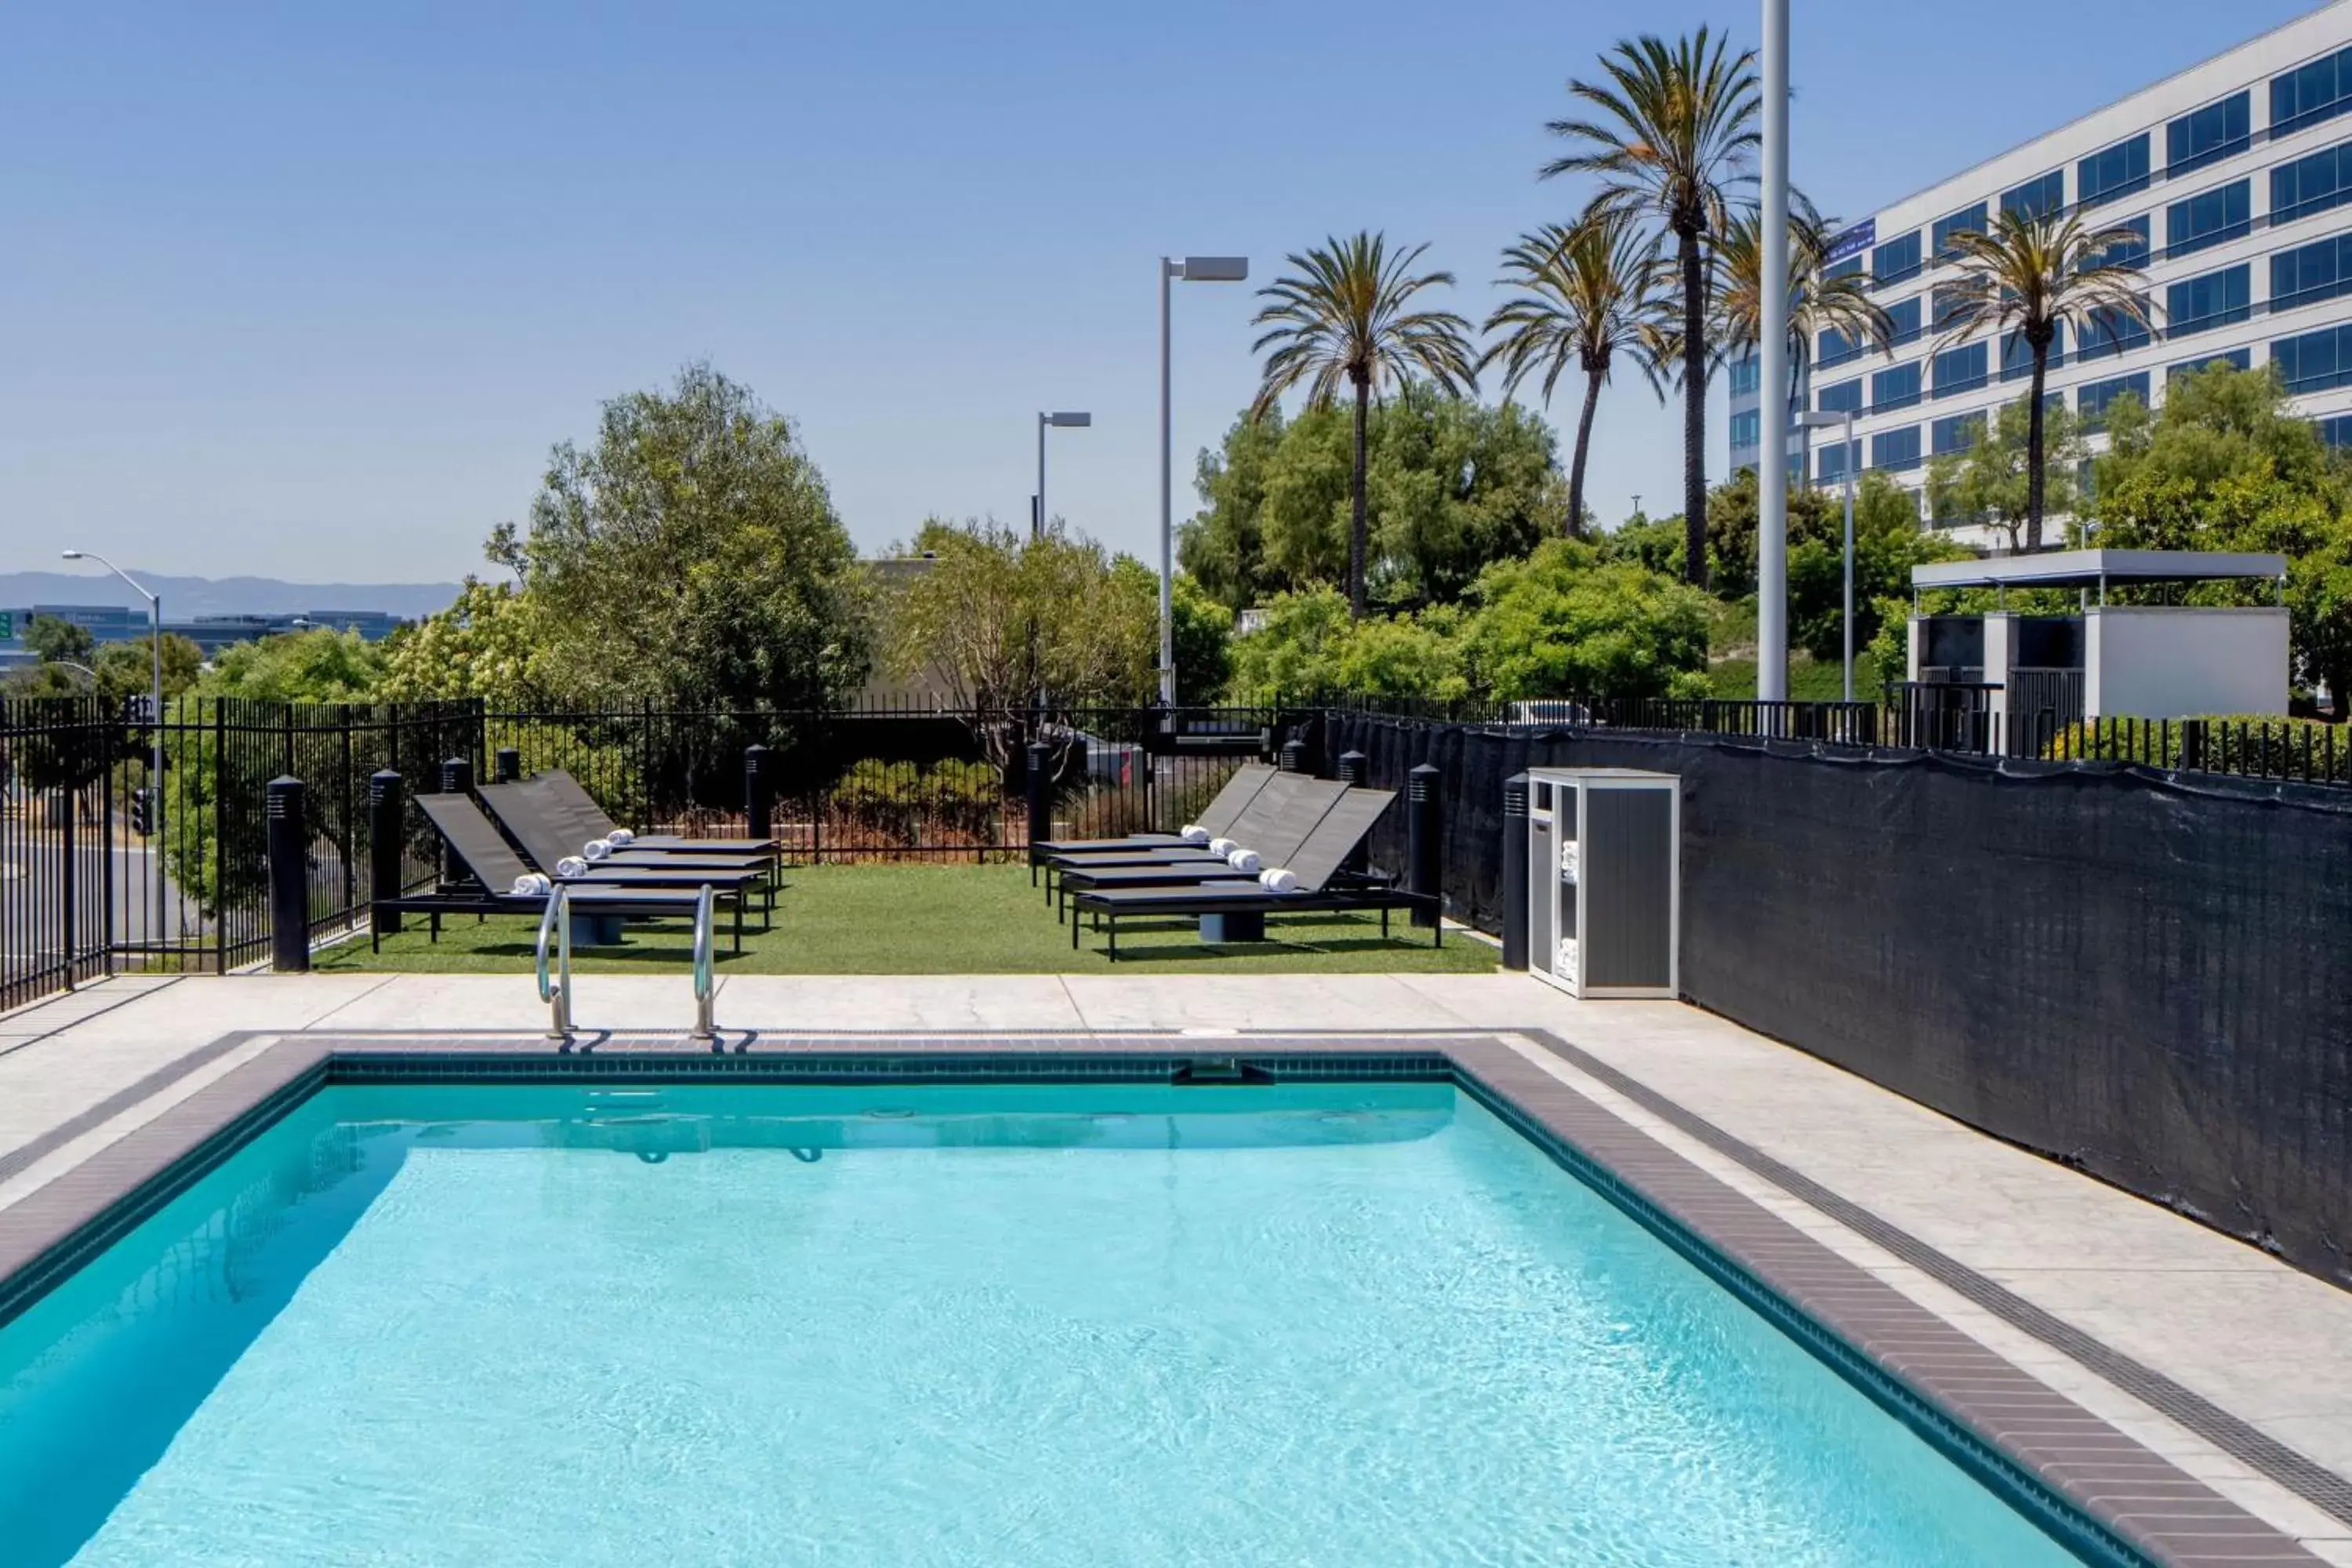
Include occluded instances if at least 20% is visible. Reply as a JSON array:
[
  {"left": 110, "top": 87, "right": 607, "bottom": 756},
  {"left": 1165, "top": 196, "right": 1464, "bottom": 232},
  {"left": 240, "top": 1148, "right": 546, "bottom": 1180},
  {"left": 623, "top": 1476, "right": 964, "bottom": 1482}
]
[
  {"left": 1544, "top": 28, "right": 1760, "bottom": 585},
  {"left": 1479, "top": 211, "right": 1668, "bottom": 539},
  {"left": 1933, "top": 208, "right": 2156, "bottom": 549},
  {"left": 1712, "top": 195, "right": 1893, "bottom": 485},
  {"left": 1250, "top": 231, "right": 1477, "bottom": 618}
]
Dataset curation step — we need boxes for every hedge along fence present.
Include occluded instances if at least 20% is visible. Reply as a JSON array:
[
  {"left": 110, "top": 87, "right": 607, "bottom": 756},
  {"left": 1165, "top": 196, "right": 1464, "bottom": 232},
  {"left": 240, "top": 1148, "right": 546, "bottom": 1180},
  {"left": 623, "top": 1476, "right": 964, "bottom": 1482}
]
[{"left": 1327, "top": 710, "right": 2352, "bottom": 1290}]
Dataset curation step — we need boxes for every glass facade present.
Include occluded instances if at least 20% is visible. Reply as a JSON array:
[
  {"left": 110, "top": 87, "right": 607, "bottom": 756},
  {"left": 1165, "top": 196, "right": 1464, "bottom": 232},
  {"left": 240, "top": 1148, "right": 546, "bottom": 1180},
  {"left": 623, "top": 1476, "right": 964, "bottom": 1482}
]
[
  {"left": 1817, "top": 325, "right": 1864, "bottom": 370},
  {"left": 1871, "top": 362, "right": 1923, "bottom": 412},
  {"left": 1816, "top": 438, "right": 1861, "bottom": 482},
  {"left": 2321, "top": 412, "right": 2352, "bottom": 448},
  {"left": 2168, "top": 347, "right": 2252, "bottom": 380},
  {"left": 2272, "top": 140, "right": 2352, "bottom": 226},
  {"left": 1825, "top": 254, "right": 1864, "bottom": 282},
  {"left": 1729, "top": 355, "right": 1761, "bottom": 397},
  {"left": 1818, "top": 377, "right": 1864, "bottom": 415},
  {"left": 1930, "top": 285, "right": 1970, "bottom": 332},
  {"left": 1729, "top": 408, "right": 1762, "bottom": 450},
  {"left": 2271, "top": 231, "right": 2352, "bottom": 311},
  {"left": 2164, "top": 180, "right": 2251, "bottom": 256},
  {"left": 1933, "top": 202, "right": 1990, "bottom": 260},
  {"left": 1933, "top": 341, "right": 1990, "bottom": 396},
  {"left": 2165, "top": 92, "right": 2250, "bottom": 175},
  {"left": 2077, "top": 134, "right": 2151, "bottom": 206},
  {"left": 2273, "top": 45, "right": 2352, "bottom": 139},
  {"left": 1872, "top": 230, "right": 1922, "bottom": 286},
  {"left": 2078, "top": 372, "right": 2152, "bottom": 430},
  {"left": 2089, "top": 214, "right": 2153, "bottom": 270},
  {"left": 1870, "top": 426, "right": 1923, "bottom": 472},
  {"left": 1886, "top": 296, "right": 1924, "bottom": 346},
  {"left": 2273, "top": 321, "right": 2352, "bottom": 391},
  {"left": 2167, "top": 264, "right": 2252, "bottom": 336},
  {"left": 2078, "top": 302, "right": 2153, "bottom": 361},
  {"left": 2002, "top": 323, "right": 2063, "bottom": 380},
  {"left": 2000, "top": 169, "right": 2065, "bottom": 220},
  {"left": 1932, "top": 412, "right": 1985, "bottom": 456}
]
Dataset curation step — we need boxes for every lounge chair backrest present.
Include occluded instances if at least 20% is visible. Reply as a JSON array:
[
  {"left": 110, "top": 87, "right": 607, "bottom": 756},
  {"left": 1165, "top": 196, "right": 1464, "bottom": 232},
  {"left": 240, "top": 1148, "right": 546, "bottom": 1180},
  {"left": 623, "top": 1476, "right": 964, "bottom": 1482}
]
[
  {"left": 414, "top": 792, "right": 535, "bottom": 891},
  {"left": 1272, "top": 788, "right": 1396, "bottom": 893},
  {"left": 1192, "top": 762, "right": 1278, "bottom": 837},
  {"left": 479, "top": 781, "right": 595, "bottom": 871},
  {"left": 1228, "top": 777, "right": 1346, "bottom": 865},
  {"left": 522, "top": 771, "right": 622, "bottom": 840},
  {"left": 1213, "top": 771, "right": 1311, "bottom": 847}
]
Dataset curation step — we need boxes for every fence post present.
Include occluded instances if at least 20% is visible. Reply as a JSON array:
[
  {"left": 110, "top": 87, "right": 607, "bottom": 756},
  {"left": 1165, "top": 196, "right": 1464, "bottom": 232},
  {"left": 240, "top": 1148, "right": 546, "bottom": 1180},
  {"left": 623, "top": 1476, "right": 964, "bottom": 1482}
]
[
  {"left": 1025, "top": 740, "right": 1053, "bottom": 851},
  {"left": 1406, "top": 761, "right": 1443, "bottom": 929},
  {"left": 1500, "top": 771, "right": 1529, "bottom": 970},
  {"left": 495, "top": 747, "right": 521, "bottom": 784},
  {"left": 267, "top": 777, "right": 310, "bottom": 973},
  {"left": 744, "top": 743, "right": 772, "bottom": 839},
  {"left": 1334, "top": 748, "right": 1370, "bottom": 876},
  {"left": 370, "top": 769, "right": 405, "bottom": 935},
  {"left": 58, "top": 720, "right": 76, "bottom": 991}
]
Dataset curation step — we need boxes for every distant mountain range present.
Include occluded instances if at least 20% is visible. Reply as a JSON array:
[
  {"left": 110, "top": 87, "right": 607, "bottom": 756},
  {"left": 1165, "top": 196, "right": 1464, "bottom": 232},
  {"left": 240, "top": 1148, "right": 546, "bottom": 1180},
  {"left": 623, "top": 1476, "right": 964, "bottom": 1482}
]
[{"left": 0, "top": 571, "right": 463, "bottom": 619}]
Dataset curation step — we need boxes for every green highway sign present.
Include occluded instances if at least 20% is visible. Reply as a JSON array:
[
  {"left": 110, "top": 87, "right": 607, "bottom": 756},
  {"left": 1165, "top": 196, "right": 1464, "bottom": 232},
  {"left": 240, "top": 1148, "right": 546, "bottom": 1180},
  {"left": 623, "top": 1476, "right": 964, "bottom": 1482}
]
[{"left": 0, "top": 611, "right": 12, "bottom": 641}]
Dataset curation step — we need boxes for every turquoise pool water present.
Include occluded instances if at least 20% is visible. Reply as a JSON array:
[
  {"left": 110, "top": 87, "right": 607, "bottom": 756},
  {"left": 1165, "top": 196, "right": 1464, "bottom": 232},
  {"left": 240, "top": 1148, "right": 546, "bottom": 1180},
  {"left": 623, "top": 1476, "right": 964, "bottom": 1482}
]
[{"left": 0, "top": 1082, "right": 2085, "bottom": 1566}]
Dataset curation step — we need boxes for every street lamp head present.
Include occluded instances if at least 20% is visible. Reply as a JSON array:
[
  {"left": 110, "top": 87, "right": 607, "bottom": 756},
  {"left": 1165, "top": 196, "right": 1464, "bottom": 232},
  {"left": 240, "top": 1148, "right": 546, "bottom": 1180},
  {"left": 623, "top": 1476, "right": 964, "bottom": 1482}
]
[
  {"left": 1176, "top": 256, "right": 1248, "bottom": 283},
  {"left": 60, "top": 549, "right": 84, "bottom": 560},
  {"left": 1795, "top": 412, "right": 1852, "bottom": 430},
  {"left": 1045, "top": 412, "right": 1092, "bottom": 428}
]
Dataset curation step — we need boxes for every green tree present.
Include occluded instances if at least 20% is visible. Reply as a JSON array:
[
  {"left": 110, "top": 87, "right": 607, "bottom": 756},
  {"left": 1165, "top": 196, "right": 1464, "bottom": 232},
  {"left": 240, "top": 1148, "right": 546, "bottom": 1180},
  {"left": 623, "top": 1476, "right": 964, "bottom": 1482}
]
[
  {"left": 1169, "top": 575, "right": 1235, "bottom": 706},
  {"left": 1249, "top": 232, "right": 1477, "bottom": 619},
  {"left": 1480, "top": 210, "right": 1666, "bottom": 539},
  {"left": 1926, "top": 395, "right": 2088, "bottom": 551},
  {"left": 1225, "top": 588, "right": 1467, "bottom": 703},
  {"left": 1785, "top": 474, "right": 1972, "bottom": 665},
  {"left": 376, "top": 579, "right": 552, "bottom": 707},
  {"left": 198, "top": 628, "right": 385, "bottom": 702},
  {"left": 23, "top": 615, "right": 97, "bottom": 666},
  {"left": 509, "top": 362, "right": 872, "bottom": 712},
  {"left": 1546, "top": 28, "right": 1760, "bottom": 585},
  {"left": 93, "top": 635, "right": 202, "bottom": 710},
  {"left": 1931, "top": 209, "right": 2154, "bottom": 548},
  {"left": 1461, "top": 540, "right": 1713, "bottom": 699}
]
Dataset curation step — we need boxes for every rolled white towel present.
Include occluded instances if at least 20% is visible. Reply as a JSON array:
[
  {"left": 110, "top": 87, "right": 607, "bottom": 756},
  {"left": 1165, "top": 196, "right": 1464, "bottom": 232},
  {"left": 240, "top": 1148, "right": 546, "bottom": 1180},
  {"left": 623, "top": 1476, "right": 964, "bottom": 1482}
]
[
  {"left": 1208, "top": 837, "right": 1238, "bottom": 857},
  {"left": 1226, "top": 848, "right": 1261, "bottom": 874},
  {"left": 554, "top": 856, "right": 589, "bottom": 880},
  {"left": 510, "top": 873, "right": 552, "bottom": 897},
  {"left": 605, "top": 827, "right": 635, "bottom": 846},
  {"left": 582, "top": 838, "right": 612, "bottom": 861},
  {"left": 1179, "top": 824, "right": 1211, "bottom": 845},
  {"left": 1258, "top": 867, "right": 1298, "bottom": 892}
]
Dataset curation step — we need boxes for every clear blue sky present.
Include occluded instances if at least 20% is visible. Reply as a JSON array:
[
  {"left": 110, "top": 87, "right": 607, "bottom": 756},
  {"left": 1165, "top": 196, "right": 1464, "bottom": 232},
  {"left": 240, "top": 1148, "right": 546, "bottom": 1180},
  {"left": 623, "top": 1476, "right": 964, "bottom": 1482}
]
[{"left": 0, "top": 0, "right": 2328, "bottom": 585}]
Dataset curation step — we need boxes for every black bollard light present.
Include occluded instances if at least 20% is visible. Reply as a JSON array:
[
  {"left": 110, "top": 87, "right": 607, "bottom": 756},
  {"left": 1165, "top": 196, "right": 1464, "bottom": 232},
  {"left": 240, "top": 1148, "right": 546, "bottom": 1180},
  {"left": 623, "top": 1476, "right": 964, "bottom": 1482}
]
[
  {"left": 267, "top": 777, "right": 310, "bottom": 973},
  {"left": 1026, "top": 740, "right": 1053, "bottom": 851},
  {"left": 495, "top": 747, "right": 521, "bottom": 783},
  {"left": 1279, "top": 736, "right": 1306, "bottom": 773},
  {"left": 369, "top": 769, "right": 405, "bottom": 935},
  {"left": 1406, "top": 762, "right": 1443, "bottom": 928},
  {"left": 1334, "top": 749, "right": 1370, "bottom": 876},
  {"left": 1500, "top": 771, "right": 1530, "bottom": 969},
  {"left": 744, "top": 743, "right": 772, "bottom": 840},
  {"left": 437, "top": 757, "right": 474, "bottom": 886}
]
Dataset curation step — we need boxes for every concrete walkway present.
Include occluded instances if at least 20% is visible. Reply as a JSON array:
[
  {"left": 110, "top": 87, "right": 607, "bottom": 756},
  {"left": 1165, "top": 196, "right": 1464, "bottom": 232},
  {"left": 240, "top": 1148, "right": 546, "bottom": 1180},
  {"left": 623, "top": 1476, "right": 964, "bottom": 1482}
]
[{"left": 3, "top": 971, "right": 2348, "bottom": 1561}]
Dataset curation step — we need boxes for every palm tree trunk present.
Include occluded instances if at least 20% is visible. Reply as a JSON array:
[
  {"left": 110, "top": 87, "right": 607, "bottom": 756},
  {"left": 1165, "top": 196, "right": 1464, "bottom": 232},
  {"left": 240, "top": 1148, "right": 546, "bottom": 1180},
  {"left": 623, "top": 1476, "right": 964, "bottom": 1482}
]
[
  {"left": 1678, "top": 225, "right": 1709, "bottom": 586},
  {"left": 1566, "top": 364, "right": 1604, "bottom": 539},
  {"left": 2026, "top": 344, "right": 2049, "bottom": 551},
  {"left": 1348, "top": 376, "right": 1370, "bottom": 618}
]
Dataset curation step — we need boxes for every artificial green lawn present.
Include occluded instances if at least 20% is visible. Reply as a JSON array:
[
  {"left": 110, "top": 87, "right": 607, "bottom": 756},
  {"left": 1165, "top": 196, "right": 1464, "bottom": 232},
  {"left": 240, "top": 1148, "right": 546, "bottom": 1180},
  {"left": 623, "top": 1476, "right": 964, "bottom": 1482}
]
[{"left": 315, "top": 862, "right": 1497, "bottom": 976}]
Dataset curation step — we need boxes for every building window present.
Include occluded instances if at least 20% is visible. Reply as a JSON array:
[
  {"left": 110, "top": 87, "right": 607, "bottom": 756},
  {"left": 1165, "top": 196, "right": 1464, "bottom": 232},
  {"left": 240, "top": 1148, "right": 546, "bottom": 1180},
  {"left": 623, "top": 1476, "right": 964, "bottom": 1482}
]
[
  {"left": 1932, "top": 341, "right": 1989, "bottom": 397},
  {"left": 2272, "top": 231, "right": 2352, "bottom": 312},
  {"left": 1872, "top": 231, "right": 1922, "bottom": 287},
  {"left": 2088, "top": 214, "right": 2152, "bottom": 271},
  {"left": 1816, "top": 437, "right": 1861, "bottom": 482},
  {"left": 2166, "top": 264, "right": 2251, "bottom": 336},
  {"left": 2077, "top": 135, "right": 2151, "bottom": 207},
  {"left": 2273, "top": 45, "right": 2352, "bottom": 140},
  {"left": 1871, "top": 362, "right": 1922, "bottom": 413},
  {"left": 2165, "top": 92, "right": 2251, "bottom": 176},
  {"left": 1933, "top": 202, "right": 1990, "bottom": 261},
  {"left": 1930, "top": 286, "right": 1971, "bottom": 332},
  {"left": 2273, "top": 322, "right": 2352, "bottom": 392},
  {"left": 1817, "top": 377, "right": 1863, "bottom": 415},
  {"left": 2002, "top": 323, "right": 2064, "bottom": 381},
  {"left": 1825, "top": 254, "right": 1864, "bottom": 282},
  {"left": 2078, "top": 372, "right": 2151, "bottom": 431},
  {"left": 2000, "top": 170, "right": 2065, "bottom": 222},
  {"left": 2320, "top": 412, "right": 2352, "bottom": 449},
  {"left": 1870, "top": 426, "right": 1923, "bottom": 473},
  {"left": 2078, "top": 301, "right": 2152, "bottom": 361},
  {"left": 2164, "top": 181, "right": 2251, "bottom": 257},
  {"left": 1932, "top": 413, "right": 1985, "bottom": 457},
  {"left": 1885, "top": 296, "right": 1923, "bottom": 347},
  {"left": 1817, "top": 325, "right": 1864, "bottom": 370},
  {"left": 1729, "top": 408, "right": 1762, "bottom": 450},
  {"left": 1729, "top": 354, "right": 1761, "bottom": 397},
  {"left": 2168, "top": 347, "right": 2252, "bottom": 381},
  {"left": 2272, "top": 140, "right": 2352, "bottom": 226}
]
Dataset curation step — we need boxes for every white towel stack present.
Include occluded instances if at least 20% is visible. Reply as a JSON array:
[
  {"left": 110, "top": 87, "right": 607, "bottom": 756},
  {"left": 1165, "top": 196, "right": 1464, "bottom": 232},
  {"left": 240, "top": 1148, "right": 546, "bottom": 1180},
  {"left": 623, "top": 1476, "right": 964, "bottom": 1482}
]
[
  {"left": 555, "top": 856, "right": 589, "bottom": 880},
  {"left": 606, "top": 828, "right": 636, "bottom": 846},
  {"left": 1258, "top": 867, "right": 1298, "bottom": 892},
  {"left": 510, "top": 873, "right": 553, "bottom": 896},
  {"left": 1226, "top": 848, "right": 1261, "bottom": 874},
  {"left": 1179, "top": 824, "right": 1211, "bottom": 845},
  {"left": 583, "top": 838, "right": 612, "bottom": 861},
  {"left": 1208, "top": 837, "right": 1238, "bottom": 857}
]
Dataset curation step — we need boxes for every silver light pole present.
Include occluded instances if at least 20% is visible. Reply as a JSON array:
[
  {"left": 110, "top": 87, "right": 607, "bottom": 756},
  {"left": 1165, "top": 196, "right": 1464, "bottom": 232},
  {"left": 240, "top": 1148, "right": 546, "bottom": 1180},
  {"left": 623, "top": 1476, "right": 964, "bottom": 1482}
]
[
  {"left": 62, "top": 548, "right": 164, "bottom": 942},
  {"left": 1158, "top": 256, "right": 1247, "bottom": 704},
  {"left": 1756, "top": 0, "right": 1792, "bottom": 706},
  {"left": 1798, "top": 410, "right": 1860, "bottom": 701},
  {"left": 1034, "top": 411, "right": 1091, "bottom": 539}
]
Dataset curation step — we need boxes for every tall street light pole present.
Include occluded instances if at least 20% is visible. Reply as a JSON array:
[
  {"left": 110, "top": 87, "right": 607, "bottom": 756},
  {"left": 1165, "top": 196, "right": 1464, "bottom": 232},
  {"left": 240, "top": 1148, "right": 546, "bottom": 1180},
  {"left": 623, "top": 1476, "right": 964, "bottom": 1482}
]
[
  {"left": 61, "top": 548, "right": 164, "bottom": 942},
  {"left": 1798, "top": 410, "right": 1860, "bottom": 701},
  {"left": 1034, "top": 411, "right": 1091, "bottom": 539},
  {"left": 1159, "top": 255, "right": 1247, "bottom": 705},
  {"left": 1757, "top": 0, "right": 1792, "bottom": 706}
]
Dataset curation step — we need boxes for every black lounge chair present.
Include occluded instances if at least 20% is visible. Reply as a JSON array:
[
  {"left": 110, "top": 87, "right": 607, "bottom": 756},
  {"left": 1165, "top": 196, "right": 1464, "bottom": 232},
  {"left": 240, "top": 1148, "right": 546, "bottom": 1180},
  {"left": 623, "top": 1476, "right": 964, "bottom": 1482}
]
[
  {"left": 522, "top": 770, "right": 781, "bottom": 856},
  {"left": 1027, "top": 761, "right": 1277, "bottom": 877},
  {"left": 1069, "top": 789, "right": 1433, "bottom": 959},
  {"left": 476, "top": 781, "right": 775, "bottom": 925},
  {"left": 1050, "top": 779, "right": 1352, "bottom": 920},
  {"left": 373, "top": 793, "right": 742, "bottom": 953},
  {"left": 1036, "top": 775, "right": 1341, "bottom": 905}
]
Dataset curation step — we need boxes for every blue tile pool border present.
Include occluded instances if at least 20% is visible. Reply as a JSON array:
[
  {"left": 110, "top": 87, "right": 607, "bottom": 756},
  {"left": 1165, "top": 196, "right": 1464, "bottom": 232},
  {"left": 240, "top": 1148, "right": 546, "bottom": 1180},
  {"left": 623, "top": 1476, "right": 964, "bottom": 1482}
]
[{"left": 0, "top": 1028, "right": 2321, "bottom": 1568}]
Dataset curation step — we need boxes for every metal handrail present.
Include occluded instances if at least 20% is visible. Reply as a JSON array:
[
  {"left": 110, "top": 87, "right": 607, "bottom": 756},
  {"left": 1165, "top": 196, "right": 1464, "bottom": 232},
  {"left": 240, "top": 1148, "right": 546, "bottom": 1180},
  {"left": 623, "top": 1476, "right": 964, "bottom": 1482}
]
[
  {"left": 690, "top": 883, "right": 717, "bottom": 1047},
  {"left": 537, "top": 883, "right": 572, "bottom": 1041}
]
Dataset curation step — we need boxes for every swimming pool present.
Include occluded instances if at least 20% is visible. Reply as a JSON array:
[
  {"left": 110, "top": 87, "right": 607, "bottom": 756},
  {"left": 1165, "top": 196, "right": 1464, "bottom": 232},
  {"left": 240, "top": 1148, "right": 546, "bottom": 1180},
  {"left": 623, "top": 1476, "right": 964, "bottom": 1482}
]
[{"left": 0, "top": 1079, "right": 2094, "bottom": 1565}]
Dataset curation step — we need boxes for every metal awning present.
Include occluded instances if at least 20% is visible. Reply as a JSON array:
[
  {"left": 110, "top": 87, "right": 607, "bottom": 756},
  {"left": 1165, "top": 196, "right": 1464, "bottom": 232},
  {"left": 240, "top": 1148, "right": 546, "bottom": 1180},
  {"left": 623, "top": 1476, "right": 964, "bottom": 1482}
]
[{"left": 1911, "top": 549, "right": 2286, "bottom": 591}]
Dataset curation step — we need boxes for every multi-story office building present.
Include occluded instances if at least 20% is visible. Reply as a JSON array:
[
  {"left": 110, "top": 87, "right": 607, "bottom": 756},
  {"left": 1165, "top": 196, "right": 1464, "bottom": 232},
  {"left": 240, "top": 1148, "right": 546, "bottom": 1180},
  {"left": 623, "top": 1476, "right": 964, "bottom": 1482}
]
[
  {"left": 0, "top": 604, "right": 413, "bottom": 664},
  {"left": 1730, "top": 3, "right": 2352, "bottom": 543}
]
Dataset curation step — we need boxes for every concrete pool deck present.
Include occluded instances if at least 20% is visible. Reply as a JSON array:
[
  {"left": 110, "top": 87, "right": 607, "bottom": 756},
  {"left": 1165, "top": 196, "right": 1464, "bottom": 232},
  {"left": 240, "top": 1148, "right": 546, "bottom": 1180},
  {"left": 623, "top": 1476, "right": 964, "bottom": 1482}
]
[{"left": 2, "top": 970, "right": 2348, "bottom": 1563}]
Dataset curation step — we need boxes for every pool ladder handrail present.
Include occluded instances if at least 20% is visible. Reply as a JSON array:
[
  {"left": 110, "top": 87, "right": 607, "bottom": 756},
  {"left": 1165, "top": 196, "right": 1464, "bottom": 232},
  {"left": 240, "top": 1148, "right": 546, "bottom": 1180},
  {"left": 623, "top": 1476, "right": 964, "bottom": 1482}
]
[
  {"left": 690, "top": 882, "right": 717, "bottom": 1047},
  {"left": 537, "top": 883, "right": 573, "bottom": 1041}
]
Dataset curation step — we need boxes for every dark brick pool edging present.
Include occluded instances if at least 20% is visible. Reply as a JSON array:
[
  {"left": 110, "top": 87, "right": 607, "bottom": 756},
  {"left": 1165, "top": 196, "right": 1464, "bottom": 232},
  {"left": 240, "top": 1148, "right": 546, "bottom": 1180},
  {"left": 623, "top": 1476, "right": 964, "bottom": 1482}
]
[{"left": 0, "top": 1028, "right": 2324, "bottom": 1567}]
